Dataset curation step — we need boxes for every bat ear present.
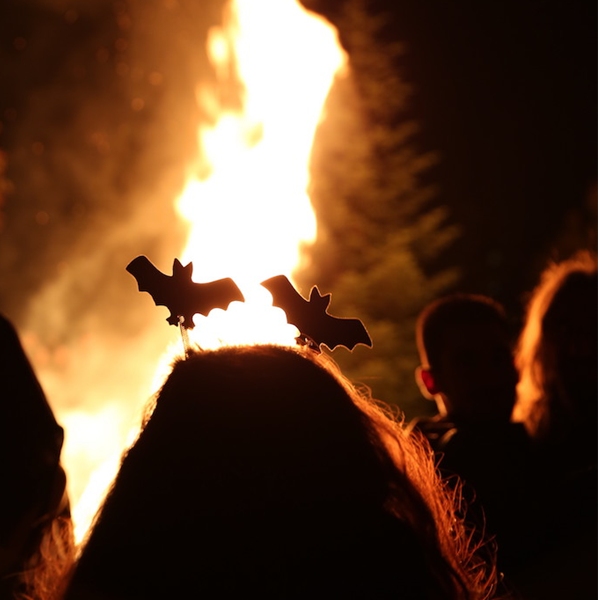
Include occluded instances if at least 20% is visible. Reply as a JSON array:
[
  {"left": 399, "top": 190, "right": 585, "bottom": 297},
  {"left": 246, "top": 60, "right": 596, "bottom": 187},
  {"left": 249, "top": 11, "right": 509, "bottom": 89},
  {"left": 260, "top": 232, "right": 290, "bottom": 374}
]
[
  {"left": 173, "top": 259, "right": 193, "bottom": 279},
  {"left": 310, "top": 286, "right": 330, "bottom": 309}
]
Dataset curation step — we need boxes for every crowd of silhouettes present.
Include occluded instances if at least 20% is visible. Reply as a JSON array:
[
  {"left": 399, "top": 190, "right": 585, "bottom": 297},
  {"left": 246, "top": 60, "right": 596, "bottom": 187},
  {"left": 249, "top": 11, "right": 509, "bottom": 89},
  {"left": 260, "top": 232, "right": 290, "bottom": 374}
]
[
  {"left": 409, "top": 250, "right": 597, "bottom": 599},
  {"left": 0, "top": 249, "right": 596, "bottom": 599}
]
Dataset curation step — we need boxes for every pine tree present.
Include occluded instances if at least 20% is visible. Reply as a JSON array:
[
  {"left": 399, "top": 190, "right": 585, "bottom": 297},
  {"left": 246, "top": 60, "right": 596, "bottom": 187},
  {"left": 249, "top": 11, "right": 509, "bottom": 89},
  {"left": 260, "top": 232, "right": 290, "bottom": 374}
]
[{"left": 297, "top": 1, "right": 459, "bottom": 420}]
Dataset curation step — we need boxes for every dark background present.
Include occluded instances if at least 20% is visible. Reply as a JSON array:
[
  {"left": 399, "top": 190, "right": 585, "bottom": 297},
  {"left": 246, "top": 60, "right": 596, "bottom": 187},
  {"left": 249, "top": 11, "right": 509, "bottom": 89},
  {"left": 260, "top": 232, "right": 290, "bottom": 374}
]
[
  {"left": 318, "top": 0, "right": 597, "bottom": 313},
  {"left": 299, "top": 0, "right": 597, "bottom": 417}
]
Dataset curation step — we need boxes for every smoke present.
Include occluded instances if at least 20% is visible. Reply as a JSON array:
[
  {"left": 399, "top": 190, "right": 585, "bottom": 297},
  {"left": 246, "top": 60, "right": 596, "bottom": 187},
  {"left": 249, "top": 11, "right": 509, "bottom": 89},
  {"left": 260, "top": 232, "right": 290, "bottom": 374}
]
[{"left": 0, "top": 0, "right": 229, "bottom": 514}]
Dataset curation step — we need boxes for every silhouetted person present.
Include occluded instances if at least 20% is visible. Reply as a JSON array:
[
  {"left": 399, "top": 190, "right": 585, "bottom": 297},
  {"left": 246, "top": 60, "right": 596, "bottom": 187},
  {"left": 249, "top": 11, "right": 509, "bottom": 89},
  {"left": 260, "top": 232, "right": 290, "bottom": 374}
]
[
  {"left": 407, "top": 294, "right": 537, "bottom": 579},
  {"left": 514, "top": 250, "right": 598, "bottom": 466},
  {"left": 0, "top": 313, "right": 75, "bottom": 600},
  {"left": 511, "top": 251, "right": 597, "bottom": 599},
  {"left": 63, "top": 344, "right": 496, "bottom": 599}
]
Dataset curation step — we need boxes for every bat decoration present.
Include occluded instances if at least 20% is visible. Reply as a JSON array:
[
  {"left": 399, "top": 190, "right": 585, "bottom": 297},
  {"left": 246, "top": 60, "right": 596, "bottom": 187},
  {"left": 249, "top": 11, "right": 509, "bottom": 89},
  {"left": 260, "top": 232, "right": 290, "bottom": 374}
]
[
  {"left": 261, "top": 275, "right": 372, "bottom": 352},
  {"left": 126, "top": 255, "right": 244, "bottom": 329}
]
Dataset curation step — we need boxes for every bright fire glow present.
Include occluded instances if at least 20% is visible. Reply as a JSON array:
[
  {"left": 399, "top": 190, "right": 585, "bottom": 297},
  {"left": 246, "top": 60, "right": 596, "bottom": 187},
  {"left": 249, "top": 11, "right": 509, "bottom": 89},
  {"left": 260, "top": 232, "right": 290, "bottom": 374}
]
[
  {"left": 56, "top": 0, "right": 346, "bottom": 542},
  {"left": 62, "top": 406, "right": 138, "bottom": 543},
  {"left": 178, "top": 0, "right": 346, "bottom": 348}
]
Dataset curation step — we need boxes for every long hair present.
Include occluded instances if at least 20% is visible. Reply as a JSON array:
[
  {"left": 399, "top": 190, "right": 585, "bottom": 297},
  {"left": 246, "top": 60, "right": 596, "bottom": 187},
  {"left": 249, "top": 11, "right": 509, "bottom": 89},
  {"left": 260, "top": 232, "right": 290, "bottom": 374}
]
[
  {"left": 513, "top": 251, "right": 598, "bottom": 444},
  {"left": 5, "top": 510, "right": 76, "bottom": 600},
  {"left": 65, "top": 345, "right": 496, "bottom": 599}
]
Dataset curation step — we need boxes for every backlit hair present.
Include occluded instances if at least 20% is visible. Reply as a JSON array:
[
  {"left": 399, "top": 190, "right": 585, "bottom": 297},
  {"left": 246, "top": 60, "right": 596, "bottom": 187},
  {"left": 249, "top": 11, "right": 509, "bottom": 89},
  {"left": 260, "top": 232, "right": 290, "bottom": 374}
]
[
  {"left": 65, "top": 345, "right": 496, "bottom": 599},
  {"left": 513, "top": 250, "right": 598, "bottom": 441}
]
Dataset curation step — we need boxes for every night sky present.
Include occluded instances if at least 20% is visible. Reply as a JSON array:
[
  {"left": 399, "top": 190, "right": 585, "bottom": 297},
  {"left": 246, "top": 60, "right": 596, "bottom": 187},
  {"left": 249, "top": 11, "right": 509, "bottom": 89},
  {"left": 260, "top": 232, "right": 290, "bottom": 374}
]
[{"left": 317, "top": 0, "right": 597, "bottom": 316}]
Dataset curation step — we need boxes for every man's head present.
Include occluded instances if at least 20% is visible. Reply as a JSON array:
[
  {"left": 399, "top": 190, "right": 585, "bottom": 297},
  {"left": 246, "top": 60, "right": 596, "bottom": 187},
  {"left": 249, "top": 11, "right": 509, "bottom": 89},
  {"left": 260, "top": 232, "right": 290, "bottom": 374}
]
[{"left": 415, "top": 294, "right": 518, "bottom": 424}]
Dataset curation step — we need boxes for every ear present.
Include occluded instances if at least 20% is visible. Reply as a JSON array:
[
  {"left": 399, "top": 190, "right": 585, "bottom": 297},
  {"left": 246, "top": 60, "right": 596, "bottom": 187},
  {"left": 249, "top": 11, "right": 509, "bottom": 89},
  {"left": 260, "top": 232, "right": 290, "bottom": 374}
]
[{"left": 415, "top": 366, "right": 439, "bottom": 399}]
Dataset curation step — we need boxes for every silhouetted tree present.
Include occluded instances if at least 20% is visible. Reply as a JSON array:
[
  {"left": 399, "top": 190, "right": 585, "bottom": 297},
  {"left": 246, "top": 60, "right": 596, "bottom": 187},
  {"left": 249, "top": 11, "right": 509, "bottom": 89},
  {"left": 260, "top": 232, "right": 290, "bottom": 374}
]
[{"left": 298, "top": 0, "right": 459, "bottom": 419}]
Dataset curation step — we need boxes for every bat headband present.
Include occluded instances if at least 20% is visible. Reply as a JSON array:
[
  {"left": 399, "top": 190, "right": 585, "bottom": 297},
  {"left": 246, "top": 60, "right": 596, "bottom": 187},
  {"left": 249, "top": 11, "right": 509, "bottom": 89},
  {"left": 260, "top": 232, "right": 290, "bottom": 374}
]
[
  {"left": 126, "top": 256, "right": 372, "bottom": 353},
  {"left": 260, "top": 275, "right": 371, "bottom": 352}
]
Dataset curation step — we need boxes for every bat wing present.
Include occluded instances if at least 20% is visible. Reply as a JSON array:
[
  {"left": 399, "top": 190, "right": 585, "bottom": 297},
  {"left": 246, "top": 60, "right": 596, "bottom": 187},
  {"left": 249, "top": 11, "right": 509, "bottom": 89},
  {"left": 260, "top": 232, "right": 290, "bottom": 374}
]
[
  {"left": 185, "top": 278, "right": 245, "bottom": 323},
  {"left": 126, "top": 255, "right": 176, "bottom": 310},
  {"left": 316, "top": 314, "right": 372, "bottom": 352},
  {"left": 127, "top": 256, "right": 244, "bottom": 329},
  {"left": 261, "top": 274, "right": 312, "bottom": 331},
  {"left": 261, "top": 275, "right": 372, "bottom": 351},
  {"left": 261, "top": 275, "right": 313, "bottom": 337}
]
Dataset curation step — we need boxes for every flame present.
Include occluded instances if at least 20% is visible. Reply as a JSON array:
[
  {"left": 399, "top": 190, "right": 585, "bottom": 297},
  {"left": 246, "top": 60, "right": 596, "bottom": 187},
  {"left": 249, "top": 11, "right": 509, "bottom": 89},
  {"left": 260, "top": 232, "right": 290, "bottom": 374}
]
[
  {"left": 57, "top": 0, "right": 345, "bottom": 542},
  {"left": 61, "top": 405, "right": 138, "bottom": 543},
  {"left": 178, "top": 0, "right": 346, "bottom": 348}
]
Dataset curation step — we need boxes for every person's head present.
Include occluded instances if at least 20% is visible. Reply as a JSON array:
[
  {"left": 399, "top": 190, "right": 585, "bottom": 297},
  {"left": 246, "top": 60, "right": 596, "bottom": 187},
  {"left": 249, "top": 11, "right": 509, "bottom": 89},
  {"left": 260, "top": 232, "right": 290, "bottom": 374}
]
[
  {"left": 65, "top": 344, "right": 495, "bottom": 599},
  {"left": 0, "top": 314, "right": 74, "bottom": 598},
  {"left": 513, "top": 251, "right": 598, "bottom": 444},
  {"left": 415, "top": 294, "right": 518, "bottom": 424}
]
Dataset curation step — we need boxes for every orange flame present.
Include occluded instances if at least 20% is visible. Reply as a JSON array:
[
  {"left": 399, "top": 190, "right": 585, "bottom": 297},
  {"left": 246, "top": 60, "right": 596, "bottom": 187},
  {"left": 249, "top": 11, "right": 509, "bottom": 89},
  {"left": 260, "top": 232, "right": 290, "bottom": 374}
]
[
  {"left": 62, "top": 0, "right": 345, "bottom": 542},
  {"left": 178, "top": 0, "right": 346, "bottom": 348}
]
